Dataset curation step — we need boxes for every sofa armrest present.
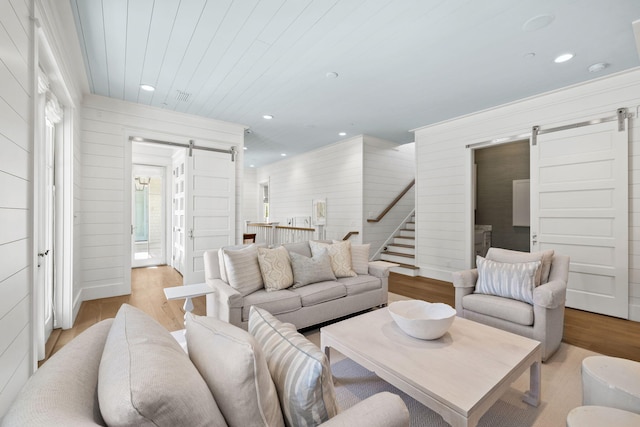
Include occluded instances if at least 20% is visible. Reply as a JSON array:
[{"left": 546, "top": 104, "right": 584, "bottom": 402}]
[
  {"left": 367, "top": 261, "right": 397, "bottom": 278},
  {"left": 206, "top": 278, "right": 244, "bottom": 308},
  {"left": 533, "top": 279, "right": 567, "bottom": 309},
  {"left": 452, "top": 269, "right": 478, "bottom": 289},
  {"left": 320, "top": 392, "right": 409, "bottom": 427}
]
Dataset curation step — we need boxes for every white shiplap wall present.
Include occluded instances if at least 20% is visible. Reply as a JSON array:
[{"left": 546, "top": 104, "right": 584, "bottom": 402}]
[
  {"left": 79, "top": 94, "right": 245, "bottom": 302},
  {"left": 257, "top": 136, "right": 364, "bottom": 241},
  {"left": 414, "top": 67, "right": 640, "bottom": 321},
  {"left": 363, "top": 138, "right": 415, "bottom": 257},
  {"left": 0, "top": 0, "right": 32, "bottom": 414}
]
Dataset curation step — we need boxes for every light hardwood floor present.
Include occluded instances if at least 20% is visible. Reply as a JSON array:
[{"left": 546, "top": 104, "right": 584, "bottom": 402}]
[{"left": 44, "top": 266, "right": 640, "bottom": 363}]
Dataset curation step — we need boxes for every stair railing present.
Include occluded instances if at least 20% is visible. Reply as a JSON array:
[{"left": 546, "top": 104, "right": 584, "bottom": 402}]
[
  {"left": 341, "top": 231, "right": 359, "bottom": 241},
  {"left": 367, "top": 179, "right": 415, "bottom": 223},
  {"left": 370, "top": 209, "right": 415, "bottom": 261},
  {"left": 246, "top": 223, "right": 315, "bottom": 247}
]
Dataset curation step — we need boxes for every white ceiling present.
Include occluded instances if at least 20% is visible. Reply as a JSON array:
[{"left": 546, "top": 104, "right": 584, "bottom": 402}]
[{"left": 69, "top": 0, "right": 640, "bottom": 168}]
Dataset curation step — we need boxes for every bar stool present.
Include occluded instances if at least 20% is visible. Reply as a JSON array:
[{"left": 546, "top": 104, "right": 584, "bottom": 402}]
[{"left": 582, "top": 356, "right": 640, "bottom": 413}]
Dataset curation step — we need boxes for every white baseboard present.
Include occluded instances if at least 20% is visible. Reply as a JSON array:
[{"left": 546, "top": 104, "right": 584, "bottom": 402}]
[{"left": 79, "top": 282, "right": 131, "bottom": 302}]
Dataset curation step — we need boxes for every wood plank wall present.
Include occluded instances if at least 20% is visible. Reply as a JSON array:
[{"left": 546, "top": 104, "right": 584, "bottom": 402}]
[
  {"left": 414, "top": 69, "right": 640, "bottom": 321},
  {"left": 0, "top": 0, "right": 32, "bottom": 416}
]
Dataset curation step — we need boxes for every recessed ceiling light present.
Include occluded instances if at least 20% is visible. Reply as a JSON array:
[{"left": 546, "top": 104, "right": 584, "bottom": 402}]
[
  {"left": 281, "top": 153, "right": 287, "bottom": 157},
  {"left": 339, "top": 132, "right": 347, "bottom": 136},
  {"left": 522, "top": 14, "right": 555, "bottom": 32},
  {"left": 554, "top": 53, "right": 574, "bottom": 63},
  {"left": 249, "top": 164, "right": 255, "bottom": 168},
  {"left": 588, "top": 62, "right": 609, "bottom": 73},
  {"left": 263, "top": 114, "right": 274, "bottom": 120},
  {"left": 243, "top": 146, "right": 247, "bottom": 150},
  {"left": 326, "top": 71, "right": 339, "bottom": 79},
  {"left": 140, "top": 84, "right": 155, "bottom": 92}
]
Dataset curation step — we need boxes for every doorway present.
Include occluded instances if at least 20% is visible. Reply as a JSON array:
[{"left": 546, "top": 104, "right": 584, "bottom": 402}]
[
  {"left": 473, "top": 140, "right": 530, "bottom": 260},
  {"left": 132, "top": 165, "right": 166, "bottom": 267}
]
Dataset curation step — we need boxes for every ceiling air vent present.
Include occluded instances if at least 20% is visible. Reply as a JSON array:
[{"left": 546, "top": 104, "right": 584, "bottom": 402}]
[{"left": 175, "top": 90, "right": 191, "bottom": 102}]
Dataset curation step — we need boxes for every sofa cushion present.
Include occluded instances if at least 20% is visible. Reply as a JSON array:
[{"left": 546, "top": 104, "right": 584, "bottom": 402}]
[
  {"left": 290, "top": 248, "right": 336, "bottom": 288},
  {"left": 98, "top": 304, "right": 226, "bottom": 427},
  {"left": 475, "top": 256, "right": 540, "bottom": 305},
  {"left": 462, "top": 293, "right": 534, "bottom": 326},
  {"left": 222, "top": 244, "right": 264, "bottom": 296},
  {"left": 486, "top": 247, "right": 555, "bottom": 286},
  {"left": 258, "top": 246, "right": 294, "bottom": 291},
  {"left": 290, "top": 280, "right": 347, "bottom": 307},
  {"left": 350, "top": 243, "right": 371, "bottom": 275},
  {"left": 310, "top": 240, "right": 357, "bottom": 278},
  {"left": 338, "top": 274, "right": 382, "bottom": 296},
  {"left": 248, "top": 306, "right": 339, "bottom": 426},
  {"left": 242, "top": 289, "right": 302, "bottom": 322},
  {"left": 186, "top": 313, "right": 284, "bottom": 427}
]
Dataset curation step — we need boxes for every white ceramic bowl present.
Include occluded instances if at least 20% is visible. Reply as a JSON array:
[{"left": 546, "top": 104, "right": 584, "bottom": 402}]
[{"left": 388, "top": 300, "right": 456, "bottom": 340}]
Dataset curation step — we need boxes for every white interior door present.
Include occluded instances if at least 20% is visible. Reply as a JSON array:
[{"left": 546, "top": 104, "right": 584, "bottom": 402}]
[
  {"left": 530, "top": 115, "right": 629, "bottom": 318},
  {"left": 172, "top": 151, "right": 187, "bottom": 275},
  {"left": 183, "top": 149, "right": 235, "bottom": 285}
]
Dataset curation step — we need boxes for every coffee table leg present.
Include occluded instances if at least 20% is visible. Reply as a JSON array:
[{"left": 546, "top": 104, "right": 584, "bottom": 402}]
[{"left": 523, "top": 360, "right": 541, "bottom": 407}]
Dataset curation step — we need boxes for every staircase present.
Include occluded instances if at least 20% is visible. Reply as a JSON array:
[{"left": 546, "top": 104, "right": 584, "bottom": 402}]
[{"left": 380, "top": 215, "right": 419, "bottom": 276}]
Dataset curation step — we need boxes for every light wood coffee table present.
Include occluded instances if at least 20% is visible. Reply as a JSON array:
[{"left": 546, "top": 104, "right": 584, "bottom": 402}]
[{"left": 321, "top": 307, "right": 541, "bottom": 427}]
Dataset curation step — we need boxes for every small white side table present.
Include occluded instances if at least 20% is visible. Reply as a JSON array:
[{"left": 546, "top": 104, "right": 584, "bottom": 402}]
[{"left": 163, "top": 282, "right": 215, "bottom": 351}]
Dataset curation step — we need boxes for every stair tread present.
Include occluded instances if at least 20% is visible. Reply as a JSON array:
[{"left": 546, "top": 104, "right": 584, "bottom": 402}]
[
  {"left": 387, "top": 243, "right": 415, "bottom": 248},
  {"left": 382, "top": 251, "right": 415, "bottom": 258},
  {"left": 390, "top": 262, "right": 420, "bottom": 270}
]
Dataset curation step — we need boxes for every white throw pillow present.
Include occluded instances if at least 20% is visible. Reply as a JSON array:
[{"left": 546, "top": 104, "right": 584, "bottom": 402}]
[
  {"left": 475, "top": 256, "right": 541, "bottom": 305},
  {"left": 98, "top": 304, "right": 225, "bottom": 426},
  {"left": 309, "top": 240, "right": 357, "bottom": 278},
  {"left": 486, "top": 248, "right": 554, "bottom": 286},
  {"left": 186, "top": 313, "right": 284, "bottom": 427},
  {"left": 348, "top": 243, "right": 370, "bottom": 275},
  {"left": 222, "top": 245, "right": 264, "bottom": 296},
  {"left": 258, "top": 246, "right": 294, "bottom": 291},
  {"left": 248, "top": 306, "right": 339, "bottom": 426}
]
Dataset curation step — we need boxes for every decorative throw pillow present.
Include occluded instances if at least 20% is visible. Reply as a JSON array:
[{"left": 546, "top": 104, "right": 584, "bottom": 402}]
[
  {"left": 186, "top": 313, "right": 284, "bottom": 427},
  {"left": 248, "top": 306, "right": 339, "bottom": 427},
  {"left": 347, "top": 243, "right": 370, "bottom": 275},
  {"left": 258, "top": 246, "right": 294, "bottom": 291},
  {"left": 98, "top": 304, "right": 226, "bottom": 427},
  {"left": 222, "top": 245, "right": 264, "bottom": 296},
  {"left": 309, "top": 240, "right": 357, "bottom": 278},
  {"left": 486, "top": 248, "right": 555, "bottom": 286},
  {"left": 289, "top": 249, "right": 336, "bottom": 288},
  {"left": 475, "top": 256, "right": 541, "bottom": 305}
]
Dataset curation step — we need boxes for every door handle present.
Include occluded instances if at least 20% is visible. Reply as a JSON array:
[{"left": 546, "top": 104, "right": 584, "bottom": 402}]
[
  {"left": 532, "top": 233, "right": 538, "bottom": 245},
  {"left": 189, "top": 229, "right": 194, "bottom": 239}
]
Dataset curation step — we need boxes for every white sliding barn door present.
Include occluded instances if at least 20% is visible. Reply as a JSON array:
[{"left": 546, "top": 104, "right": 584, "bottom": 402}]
[
  {"left": 183, "top": 149, "right": 235, "bottom": 284},
  {"left": 530, "top": 115, "right": 629, "bottom": 318}
]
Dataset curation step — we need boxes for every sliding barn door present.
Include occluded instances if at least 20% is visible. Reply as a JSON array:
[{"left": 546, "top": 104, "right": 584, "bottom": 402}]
[
  {"left": 530, "top": 113, "right": 629, "bottom": 318},
  {"left": 182, "top": 149, "right": 235, "bottom": 284}
]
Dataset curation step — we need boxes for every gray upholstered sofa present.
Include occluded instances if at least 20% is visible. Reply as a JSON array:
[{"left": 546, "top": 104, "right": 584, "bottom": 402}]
[
  {"left": 203, "top": 241, "right": 393, "bottom": 330},
  {"left": 1, "top": 304, "right": 409, "bottom": 427}
]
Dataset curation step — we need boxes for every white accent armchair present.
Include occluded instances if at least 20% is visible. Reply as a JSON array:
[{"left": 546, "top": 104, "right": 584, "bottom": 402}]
[{"left": 452, "top": 248, "right": 570, "bottom": 362}]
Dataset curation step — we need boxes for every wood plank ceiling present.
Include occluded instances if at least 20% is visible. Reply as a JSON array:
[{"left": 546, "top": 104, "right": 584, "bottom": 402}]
[{"left": 69, "top": 0, "right": 640, "bottom": 167}]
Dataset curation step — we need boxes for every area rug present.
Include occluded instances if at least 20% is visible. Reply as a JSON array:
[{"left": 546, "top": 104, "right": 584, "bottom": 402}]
[{"left": 328, "top": 342, "right": 599, "bottom": 427}]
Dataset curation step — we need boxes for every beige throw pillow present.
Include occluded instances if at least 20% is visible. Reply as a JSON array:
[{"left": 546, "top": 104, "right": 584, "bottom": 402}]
[
  {"left": 222, "top": 244, "right": 264, "bottom": 295},
  {"left": 186, "top": 313, "right": 284, "bottom": 427},
  {"left": 248, "top": 306, "right": 338, "bottom": 426},
  {"left": 98, "top": 304, "right": 225, "bottom": 427},
  {"left": 258, "top": 246, "right": 294, "bottom": 291},
  {"left": 289, "top": 249, "right": 336, "bottom": 288},
  {"left": 348, "top": 243, "right": 370, "bottom": 275},
  {"left": 475, "top": 256, "right": 541, "bottom": 305},
  {"left": 309, "top": 240, "right": 357, "bottom": 278}
]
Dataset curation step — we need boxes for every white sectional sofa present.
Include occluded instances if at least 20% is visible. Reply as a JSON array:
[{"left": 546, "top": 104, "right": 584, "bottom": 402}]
[{"left": 203, "top": 240, "right": 393, "bottom": 330}]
